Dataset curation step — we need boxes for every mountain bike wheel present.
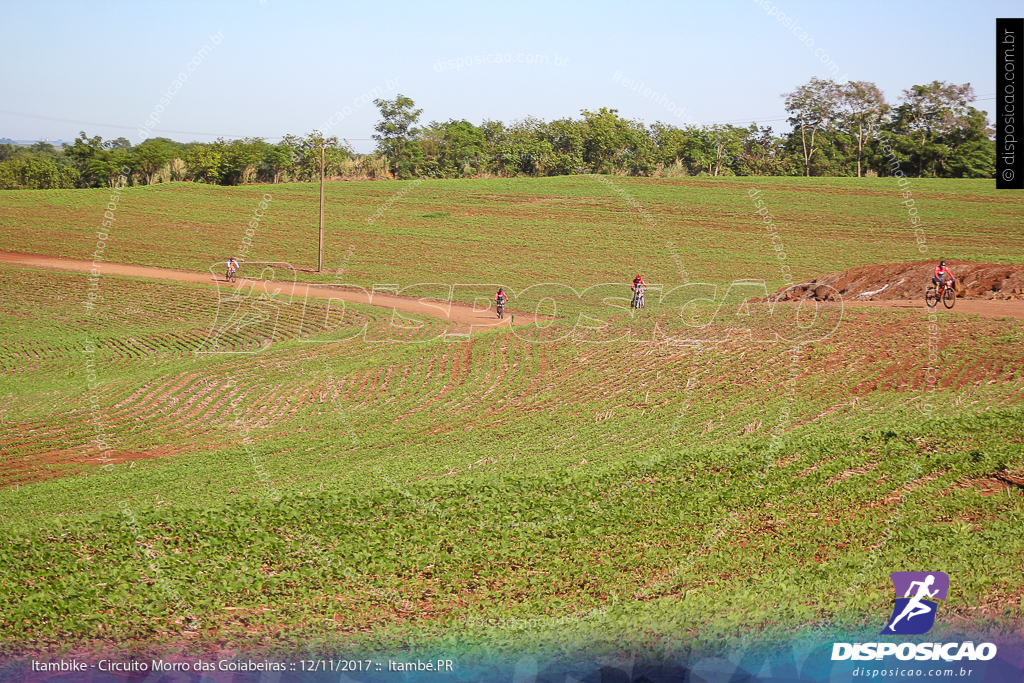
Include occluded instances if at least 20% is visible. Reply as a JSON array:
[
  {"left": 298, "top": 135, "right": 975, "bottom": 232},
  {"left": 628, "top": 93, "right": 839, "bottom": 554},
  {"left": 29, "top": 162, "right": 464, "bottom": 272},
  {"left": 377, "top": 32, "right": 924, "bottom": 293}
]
[
  {"left": 942, "top": 287, "right": 955, "bottom": 309},
  {"left": 925, "top": 288, "right": 938, "bottom": 308}
]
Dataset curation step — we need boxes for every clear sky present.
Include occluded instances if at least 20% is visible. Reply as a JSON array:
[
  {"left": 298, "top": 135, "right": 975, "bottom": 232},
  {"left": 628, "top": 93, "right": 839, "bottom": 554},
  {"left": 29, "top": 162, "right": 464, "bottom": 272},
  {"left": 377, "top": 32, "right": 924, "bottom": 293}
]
[{"left": 0, "top": 0, "right": 1014, "bottom": 153}]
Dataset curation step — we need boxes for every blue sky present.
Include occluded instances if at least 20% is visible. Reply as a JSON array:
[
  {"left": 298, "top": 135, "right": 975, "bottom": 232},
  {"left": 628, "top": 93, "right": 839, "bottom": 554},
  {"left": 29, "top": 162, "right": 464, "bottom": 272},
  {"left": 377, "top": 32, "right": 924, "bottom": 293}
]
[{"left": 0, "top": 0, "right": 1014, "bottom": 153}]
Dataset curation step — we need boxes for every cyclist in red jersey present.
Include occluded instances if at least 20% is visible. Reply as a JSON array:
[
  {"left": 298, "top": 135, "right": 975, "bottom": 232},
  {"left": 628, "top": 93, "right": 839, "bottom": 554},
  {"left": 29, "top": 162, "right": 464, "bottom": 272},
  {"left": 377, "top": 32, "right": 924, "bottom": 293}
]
[
  {"left": 495, "top": 288, "right": 509, "bottom": 305},
  {"left": 631, "top": 274, "right": 646, "bottom": 293},
  {"left": 933, "top": 261, "right": 955, "bottom": 287}
]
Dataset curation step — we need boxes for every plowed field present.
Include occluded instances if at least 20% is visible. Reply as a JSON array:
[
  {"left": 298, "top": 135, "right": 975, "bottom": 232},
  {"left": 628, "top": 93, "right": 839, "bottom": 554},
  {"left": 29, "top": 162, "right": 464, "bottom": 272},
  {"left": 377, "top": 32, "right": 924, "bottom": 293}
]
[{"left": 1, "top": 176, "right": 1021, "bottom": 657}]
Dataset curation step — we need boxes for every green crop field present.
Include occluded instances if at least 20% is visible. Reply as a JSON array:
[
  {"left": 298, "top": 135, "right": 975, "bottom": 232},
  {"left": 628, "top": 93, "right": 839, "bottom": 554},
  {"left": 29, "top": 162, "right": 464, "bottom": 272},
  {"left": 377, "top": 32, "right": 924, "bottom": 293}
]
[
  {"left": 0, "top": 176, "right": 1021, "bottom": 292},
  {"left": 0, "top": 177, "right": 1022, "bottom": 661}
]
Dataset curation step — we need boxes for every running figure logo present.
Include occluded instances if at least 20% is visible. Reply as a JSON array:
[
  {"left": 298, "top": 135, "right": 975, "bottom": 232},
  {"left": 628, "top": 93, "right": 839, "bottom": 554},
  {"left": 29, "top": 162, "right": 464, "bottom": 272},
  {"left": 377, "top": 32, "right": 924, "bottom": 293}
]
[{"left": 883, "top": 572, "right": 949, "bottom": 635}]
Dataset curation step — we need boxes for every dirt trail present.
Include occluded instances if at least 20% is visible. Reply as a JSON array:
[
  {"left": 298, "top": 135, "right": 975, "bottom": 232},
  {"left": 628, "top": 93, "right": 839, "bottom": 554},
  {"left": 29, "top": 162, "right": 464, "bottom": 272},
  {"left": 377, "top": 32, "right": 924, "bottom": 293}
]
[
  {"left": 768, "top": 259, "right": 1024, "bottom": 320},
  {"left": 0, "top": 251, "right": 526, "bottom": 330},
  {"left": 840, "top": 298, "right": 1024, "bottom": 320},
  {"left": 4, "top": 251, "right": 1023, "bottom": 322},
  {"left": 778, "top": 260, "right": 1024, "bottom": 303}
]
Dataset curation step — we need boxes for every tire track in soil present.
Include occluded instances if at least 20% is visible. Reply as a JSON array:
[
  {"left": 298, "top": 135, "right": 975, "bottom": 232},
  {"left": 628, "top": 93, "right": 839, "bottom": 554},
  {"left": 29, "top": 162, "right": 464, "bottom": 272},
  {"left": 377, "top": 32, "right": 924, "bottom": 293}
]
[
  {"left": 246, "top": 381, "right": 305, "bottom": 430},
  {"left": 396, "top": 343, "right": 473, "bottom": 424},
  {"left": 452, "top": 336, "right": 505, "bottom": 418},
  {"left": 142, "top": 376, "right": 226, "bottom": 430},
  {"left": 128, "top": 375, "right": 251, "bottom": 442},
  {"left": 408, "top": 348, "right": 447, "bottom": 410}
]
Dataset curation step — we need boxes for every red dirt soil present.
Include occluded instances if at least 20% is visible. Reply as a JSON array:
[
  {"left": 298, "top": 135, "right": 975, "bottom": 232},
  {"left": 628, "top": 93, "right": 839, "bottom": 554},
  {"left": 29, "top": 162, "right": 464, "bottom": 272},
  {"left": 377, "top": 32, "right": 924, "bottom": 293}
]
[
  {"left": 779, "top": 260, "right": 1024, "bottom": 302},
  {"left": 826, "top": 298, "right": 1024, "bottom": 319},
  {"left": 773, "top": 260, "right": 1024, "bottom": 319},
  {"left": 4, "top": 252, "right": 1022, "bottom": 327},
  {"left": 2, "top": 445, "right": 185, "bottom": 488},
  {"left": 0, "top": 250, "right": 527, "bottom": 331}
]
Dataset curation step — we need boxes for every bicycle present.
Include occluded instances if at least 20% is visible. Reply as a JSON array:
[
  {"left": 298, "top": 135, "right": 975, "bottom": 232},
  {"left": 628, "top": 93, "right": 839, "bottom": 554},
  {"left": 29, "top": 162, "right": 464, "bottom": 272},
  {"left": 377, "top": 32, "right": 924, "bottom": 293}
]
[
  {"left": 925, "top": 278, "right": 955, "bottom": 310},
  {"left": 226, "top": 267, "right": 237, "bottom": 283},
  {"left": 496, "top": 297, "right": 507, "bottom": 319},
  {"left": 631, "top": 286, "right": 646, "bottom": 309}
]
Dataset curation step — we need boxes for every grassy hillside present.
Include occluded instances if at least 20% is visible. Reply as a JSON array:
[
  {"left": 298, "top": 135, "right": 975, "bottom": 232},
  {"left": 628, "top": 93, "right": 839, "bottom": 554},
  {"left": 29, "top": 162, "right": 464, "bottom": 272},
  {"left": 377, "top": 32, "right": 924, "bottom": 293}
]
[
  {"left": 0, "top": 177, "right": 1022, "bottom": 657},
  {"left": 0, "top": 177, "right": 1021, "bottom": 295}
]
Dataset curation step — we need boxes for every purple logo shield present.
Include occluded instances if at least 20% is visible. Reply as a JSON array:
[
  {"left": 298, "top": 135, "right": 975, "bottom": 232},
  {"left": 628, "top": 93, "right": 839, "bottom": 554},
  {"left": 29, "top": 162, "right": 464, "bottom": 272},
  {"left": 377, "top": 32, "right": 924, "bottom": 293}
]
[{"left": 883, "top": 571, "right": 949, "bottom": 635}]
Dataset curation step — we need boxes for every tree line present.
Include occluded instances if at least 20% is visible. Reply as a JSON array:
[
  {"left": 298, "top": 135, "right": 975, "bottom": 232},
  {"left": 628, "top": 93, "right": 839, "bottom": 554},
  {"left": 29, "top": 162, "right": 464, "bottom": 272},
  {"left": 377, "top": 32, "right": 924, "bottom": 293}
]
[
  {"left": 0, "top": 77, "right": 994, "bottom": 190},
  {"left": 0, "top": 132, "right": 366, "bottom": 190}
]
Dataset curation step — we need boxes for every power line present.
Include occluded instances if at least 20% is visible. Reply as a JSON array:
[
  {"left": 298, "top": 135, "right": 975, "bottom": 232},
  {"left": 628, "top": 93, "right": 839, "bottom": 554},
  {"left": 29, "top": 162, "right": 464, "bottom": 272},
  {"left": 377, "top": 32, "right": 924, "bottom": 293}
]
[
  {"left": 0, "top": 109, "right": 263, "bottom": 139},
  {"left": 0, "top": 109, "right": 375, "bottom": 141},
  {"left": 0, "top": 108, "right": 795, "bottom": 134},
  {"left": 1, "top": 96, "right": 1001, "bottom": 142}
]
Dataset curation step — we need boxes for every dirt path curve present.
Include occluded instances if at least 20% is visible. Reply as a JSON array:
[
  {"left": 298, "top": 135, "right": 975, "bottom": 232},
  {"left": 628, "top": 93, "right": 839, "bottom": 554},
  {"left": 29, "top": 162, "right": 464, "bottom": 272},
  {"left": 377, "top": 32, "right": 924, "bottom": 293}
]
[
  {"left": 5, "top": 250, "right": 1023, "bottom": 323},
  {"left": 0, "top": 251, "right": 526, "bottom": 330},
  {"left": 840, "top": 298, "right": 1024, "bottom": 320}
]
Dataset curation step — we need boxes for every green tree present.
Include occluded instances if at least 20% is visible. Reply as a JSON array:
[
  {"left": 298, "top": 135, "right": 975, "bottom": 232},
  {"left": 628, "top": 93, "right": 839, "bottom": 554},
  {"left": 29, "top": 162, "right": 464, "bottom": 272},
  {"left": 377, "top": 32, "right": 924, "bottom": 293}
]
[
  {"left": 650, "top": 123, "right": 689, "bottom": 171},
  {"left": 64, "top": 132, "right": 131, "bottom": 187},
  {"left": 0, "top": 157, "right": 79, "bottom": 189},
  {"left": 942, "top": 108, "right": 996, "bottom": 178},
  {"left": 580, "top": 108, "right": 656, "bottom": 176},
  {"left": 783, "top": 77, "right": 842, "bottom": 177},
  {"left": 480, "top": 118, "right": 506, "bottom": 149},
  {"left": 65, "top": 132, "right": 106, "bottom": 187},
  {"left": 262, "top": 142, "right": 295, "bottom": 183},
  {"left": 485, "top": 117, "right": 552, "bottom": 177},
  {"left": 221, "top": 138, "right": 268, "bottom": 185},
  {"left": 88, "top": 149, "right": 132, "bottom": 187},
  {"left": 683, "top": 127, "right": 716, "bottom": 175},
  {"left": 438, "top": 120, "right": 486, "bottom": 177},
  {"left": 707, "top": 125, "right": 744, "bottom": 176},
  {"left": 888, "top": 81, "right": 978, "bottom": 177},
  {"left": 372, "top": 94, "right": 423, "bottom": 178},
  {"left": 131, "top": 139, "right": 175, "bottom": 185},
  {"left": 288, "top": 132, "right": 351, "bottom": 182},
  {"left": 0, "top": 160, "right": 18, "bottom": 189},
  {"left": 0, "top": 143, "right": 17, "bottom": 162},
  {"left": 416, "top": 121, "right": 446, "bottom": 175},
  {"left": 184, "top": 144, "right": 224, "bottom": 184},
  {"left": 580, "top": 107, "right": 627, "bottom": 174},
  {"left": 838, "top": 81, "right": 887, "bottom": 177},
  {"left": 28, "top": 141, "right": 58, "bottom": 156},
  {"left": 732, "top": 125, "right": 796, "bottom": 176},
  {"left": 542, "top": 118, "right": 586, "bottom": 175}
]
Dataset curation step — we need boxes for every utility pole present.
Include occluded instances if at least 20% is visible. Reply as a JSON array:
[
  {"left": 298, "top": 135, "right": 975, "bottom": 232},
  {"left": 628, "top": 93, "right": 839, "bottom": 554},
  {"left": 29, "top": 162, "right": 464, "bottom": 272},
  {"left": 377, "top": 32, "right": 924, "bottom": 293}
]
[
  {"left": 318, "top": 144, "right": 325, "bottom": 272},
  {"left": 316, "top": 140, "right": 336, "bottom": 273}
]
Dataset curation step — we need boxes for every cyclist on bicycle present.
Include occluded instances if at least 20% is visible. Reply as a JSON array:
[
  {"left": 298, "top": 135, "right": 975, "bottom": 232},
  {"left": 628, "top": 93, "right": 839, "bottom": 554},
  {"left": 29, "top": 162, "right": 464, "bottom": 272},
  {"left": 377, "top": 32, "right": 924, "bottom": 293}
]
[
  {"left": 933, "top": 260, "right": 955, "bottom": 287},
  {"left": 631, "top": 274, "right": 647, "bottom": 308},
  {"left": 227, "top": 257, "right": 239, "bottom": 274},
  {"left": 632, "top": 274, "right": 646, "bottom": 293},
  {"left": 495, "top": 288, "right": 509, "bottom": 319}
]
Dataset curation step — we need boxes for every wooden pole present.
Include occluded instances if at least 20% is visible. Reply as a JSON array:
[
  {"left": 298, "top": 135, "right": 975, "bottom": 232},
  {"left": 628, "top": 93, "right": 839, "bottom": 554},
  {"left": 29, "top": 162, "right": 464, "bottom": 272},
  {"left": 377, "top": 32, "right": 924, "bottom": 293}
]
[{"left": 318, "top": 144, "right": 325, "bottom": 272}]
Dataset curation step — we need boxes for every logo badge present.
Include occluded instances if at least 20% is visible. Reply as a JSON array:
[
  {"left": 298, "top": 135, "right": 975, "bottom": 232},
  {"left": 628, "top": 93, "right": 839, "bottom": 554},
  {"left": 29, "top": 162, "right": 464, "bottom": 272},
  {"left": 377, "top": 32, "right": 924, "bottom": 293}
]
[{"left": 883, "top": 572, "right": 949, "bottom": 634}]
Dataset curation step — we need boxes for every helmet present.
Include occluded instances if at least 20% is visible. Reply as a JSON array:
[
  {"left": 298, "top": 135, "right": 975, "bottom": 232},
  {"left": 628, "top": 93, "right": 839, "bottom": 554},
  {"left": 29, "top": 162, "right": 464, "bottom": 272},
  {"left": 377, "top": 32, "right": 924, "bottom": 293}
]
[
  {"left": 498, "top": 287, "right": 503, "bottom": 293},
  {"left": 940, "top": 261, "right": 946, "bottom": 266},
  {"left": 636, "top": 274, "right": 641, "bottom": 279}
]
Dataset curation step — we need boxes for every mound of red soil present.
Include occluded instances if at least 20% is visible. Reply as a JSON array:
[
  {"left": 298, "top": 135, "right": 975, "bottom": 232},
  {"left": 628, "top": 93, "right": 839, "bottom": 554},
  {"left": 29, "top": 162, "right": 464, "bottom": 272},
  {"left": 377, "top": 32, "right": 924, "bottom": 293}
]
[{"left": 777, "top": 261, "right": 1024, "bottom": 302}]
